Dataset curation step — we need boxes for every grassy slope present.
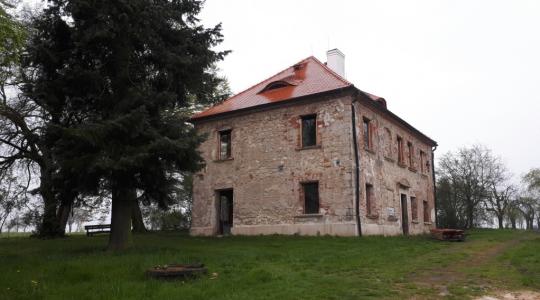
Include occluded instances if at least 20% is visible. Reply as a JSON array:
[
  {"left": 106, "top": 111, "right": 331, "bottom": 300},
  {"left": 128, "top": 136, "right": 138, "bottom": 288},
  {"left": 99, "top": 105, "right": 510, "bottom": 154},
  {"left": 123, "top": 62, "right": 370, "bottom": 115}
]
[{"left": 0, "top": 229, "right": 538, "bottom": 300}]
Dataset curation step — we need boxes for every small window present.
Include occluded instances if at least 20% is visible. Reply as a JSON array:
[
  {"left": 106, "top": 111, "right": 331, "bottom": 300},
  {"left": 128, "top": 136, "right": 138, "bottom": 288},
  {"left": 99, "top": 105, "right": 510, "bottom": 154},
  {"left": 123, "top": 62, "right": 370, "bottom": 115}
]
[
  {"left": 384, "top": 128, "right": 392, "bottom": 158},
  {"left": 411, "top": 197, "right": 418, "bottom": 220},
  {"left": 363, "top": 118, "right": 371, "bottom": 150},
  {"left": 397, "top": 136, "right": 404, "bottom": 165},
  {"left": 420, "top": 151, "right": 426, "bottom": 173},
  {"left": 301, "top": 114, "right": 317, "bottom": 147},
  {"left": 407, "top": 142, "right": 414, "bottom": 167},
  {"left": 423, "top": 200, "right": 430, "bottom": 222},
  {"left": 219, "top": 130, "right": 232, "bottom": 160},
  {"left": 365, "top": 184, "right": 374, "bottom": 216},
  {"left": 259, "top": 80, "right": 291, "bottom": 93},
  {"left": 302, "top": 182, "right": 319, "bottom": 214}
]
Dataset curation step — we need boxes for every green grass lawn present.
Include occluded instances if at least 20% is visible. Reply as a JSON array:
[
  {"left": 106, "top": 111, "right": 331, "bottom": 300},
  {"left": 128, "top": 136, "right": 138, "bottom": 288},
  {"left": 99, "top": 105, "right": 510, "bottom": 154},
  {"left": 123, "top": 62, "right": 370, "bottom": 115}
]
[{"left": 0, "top": 229, "right": 538, "bottom": 300}]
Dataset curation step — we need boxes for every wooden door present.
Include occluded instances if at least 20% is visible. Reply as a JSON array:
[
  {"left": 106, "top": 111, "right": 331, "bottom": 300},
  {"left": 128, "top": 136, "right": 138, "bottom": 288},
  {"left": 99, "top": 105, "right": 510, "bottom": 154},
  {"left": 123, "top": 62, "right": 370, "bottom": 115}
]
[
  {"left": 401, "top": 193, "right": 409, "bottom": 235},
  {"left": 218, "top": 190, "right": 233, "bottom": 235}
]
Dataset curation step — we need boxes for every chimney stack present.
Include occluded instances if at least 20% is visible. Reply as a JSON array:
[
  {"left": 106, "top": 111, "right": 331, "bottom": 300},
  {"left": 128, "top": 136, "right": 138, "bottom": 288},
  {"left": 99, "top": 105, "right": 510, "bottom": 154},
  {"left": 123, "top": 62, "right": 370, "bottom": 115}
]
[{"left": 326, "top": 48, "right": 345, "bottom": 78}]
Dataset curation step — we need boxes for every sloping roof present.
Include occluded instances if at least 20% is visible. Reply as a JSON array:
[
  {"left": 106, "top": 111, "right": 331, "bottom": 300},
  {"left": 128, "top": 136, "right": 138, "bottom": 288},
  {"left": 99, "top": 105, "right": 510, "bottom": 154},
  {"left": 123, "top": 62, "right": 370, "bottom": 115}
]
[
  {"left": 191, "top": 56, "right": 379, "bottom": 120},
  {"left": 190, "top": 55, "right": 436, "bottom": 146}
]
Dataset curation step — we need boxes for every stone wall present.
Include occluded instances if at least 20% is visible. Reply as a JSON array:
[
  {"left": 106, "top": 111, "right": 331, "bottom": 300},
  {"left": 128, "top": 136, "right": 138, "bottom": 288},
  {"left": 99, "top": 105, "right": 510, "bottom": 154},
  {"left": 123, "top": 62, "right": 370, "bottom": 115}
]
[
  {"left": 190, "top": 92, "right": 436, "bottom": 236},
  {"left": 191, "top": 92, "right": 358, "bottom": 236},
  {"left": 354, "top": 98, "right": 436, "bottom": 236}
]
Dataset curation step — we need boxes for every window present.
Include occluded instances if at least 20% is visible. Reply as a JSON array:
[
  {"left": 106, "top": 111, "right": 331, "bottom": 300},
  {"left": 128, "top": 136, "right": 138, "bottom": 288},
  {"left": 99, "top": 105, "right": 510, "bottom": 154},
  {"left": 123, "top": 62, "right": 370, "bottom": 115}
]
[
  {"left": 420, "top": 151, "right": 426, "bottom": 173},
  {"left": 219, "top": 130, "right": 232, "bottom": 160},
  {"left": 365, "top": 184, "right": 374, "bottom": 216},
  {"left": 397, "top": 136, "right": 404, "bottom": 165},
  {"left": 407, "top": 142, "right": 414, "bottom": 168},
  {"left": 302, "top": 182, "right": 319, "bottom": 214},
  {"left": 259, "top": 80, "right": 291, "bottom": 93},
  {"left": 411, "top": 197, "right": 418, "bottom": 220},
  {"left": 301, "top": 114, "right": 317, "bottom": 147},
  {"left": 423, "top": 200, "right": 430, "bottom": 222},
  {"left": 384, "top": 128, "right": 392, "bottom": 158},
  {"left": 363, "top": 118, "right": 371, "bottom": 150}
]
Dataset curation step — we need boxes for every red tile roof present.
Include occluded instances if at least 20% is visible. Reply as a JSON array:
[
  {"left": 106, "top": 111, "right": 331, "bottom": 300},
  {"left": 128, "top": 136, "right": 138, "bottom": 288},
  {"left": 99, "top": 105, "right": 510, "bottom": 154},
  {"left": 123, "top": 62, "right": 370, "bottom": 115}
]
[{"left": 191, "top": 56, "right": 382, "bottom": 120}]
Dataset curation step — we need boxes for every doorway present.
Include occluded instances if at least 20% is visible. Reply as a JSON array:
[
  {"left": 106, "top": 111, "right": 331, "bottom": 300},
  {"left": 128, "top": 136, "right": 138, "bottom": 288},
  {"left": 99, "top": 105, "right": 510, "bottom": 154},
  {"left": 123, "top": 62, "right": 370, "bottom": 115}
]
[
  {"left": 401, "top": 193, "right": 409, "bottom": 235},
  {"left": 218, "top": 189, "right": 233, "bottom": 235}
]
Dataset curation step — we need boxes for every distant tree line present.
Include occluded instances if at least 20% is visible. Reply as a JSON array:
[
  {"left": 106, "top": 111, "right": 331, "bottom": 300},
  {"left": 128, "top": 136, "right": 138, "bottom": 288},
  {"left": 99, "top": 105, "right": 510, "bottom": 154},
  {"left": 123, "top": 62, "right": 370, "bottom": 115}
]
[
  {"left": 436, "top": 144, "right": 540, "bottom": 230},
  {"left": 0, "top": 0, "right": 230, "bottom": 250}
]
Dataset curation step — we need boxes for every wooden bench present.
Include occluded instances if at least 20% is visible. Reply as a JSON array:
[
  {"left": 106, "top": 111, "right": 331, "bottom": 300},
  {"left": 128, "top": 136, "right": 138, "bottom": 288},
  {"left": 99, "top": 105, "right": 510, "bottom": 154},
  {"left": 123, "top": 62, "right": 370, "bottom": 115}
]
[{"left": 84, "top": 224, "right": 111, "bottom": 237}]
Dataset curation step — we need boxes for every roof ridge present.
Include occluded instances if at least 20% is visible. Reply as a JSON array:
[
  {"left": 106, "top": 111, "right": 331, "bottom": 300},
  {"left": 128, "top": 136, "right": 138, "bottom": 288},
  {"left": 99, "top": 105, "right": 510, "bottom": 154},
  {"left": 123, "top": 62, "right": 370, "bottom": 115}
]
[
  {"left": 204, "top": 56, "right": 314, "bottom": 112},
  {"left": 310, "top": 55, "right": 353, "bottom": 86}
]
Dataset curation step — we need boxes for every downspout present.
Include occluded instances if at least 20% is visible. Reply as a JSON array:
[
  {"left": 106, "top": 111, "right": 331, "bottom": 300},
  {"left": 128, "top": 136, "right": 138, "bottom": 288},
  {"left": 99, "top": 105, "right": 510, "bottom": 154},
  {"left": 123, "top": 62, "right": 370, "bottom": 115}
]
[
  {"left": 351, "top": 100, "right": 362, "bottom": 236},
  {"left": 431, "top": 146, "right": 438, "bottom": 228}
]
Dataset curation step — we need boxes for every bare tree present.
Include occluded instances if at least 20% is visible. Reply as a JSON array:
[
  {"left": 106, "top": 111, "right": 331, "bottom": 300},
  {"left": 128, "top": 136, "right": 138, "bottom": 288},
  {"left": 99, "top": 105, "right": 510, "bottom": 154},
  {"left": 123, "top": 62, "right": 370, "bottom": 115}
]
[
  {"left": 0, "top": 4, "right": 80, "bottom": 237},
  {"left": 483, "top": 162, "right": 517, "bottom": 229},
  {"left": 517, "top": 196, "right": 537, "bottom": 230},
  {"left": 505, "top": 201, "right": 522, "bottom": 229},
  {"left": 0, "top": 170, "right": 26, "bottom": 232},
  {"left": 437, "top": 145, "right": 501, "bottom": 228},
  {"left": 520, "top": 168, "right": 540, "bottom": 230}
]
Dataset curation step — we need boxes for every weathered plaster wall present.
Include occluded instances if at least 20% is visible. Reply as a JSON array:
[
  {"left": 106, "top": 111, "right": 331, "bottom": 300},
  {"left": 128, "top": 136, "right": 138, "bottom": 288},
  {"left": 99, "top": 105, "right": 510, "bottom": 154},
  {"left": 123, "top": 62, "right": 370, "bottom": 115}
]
[
  {"left": 354, "top": 99, "right": 436, "bottom": 236},
  {"left": 191, "top": 93, "right": 358, "bottom": 236}
]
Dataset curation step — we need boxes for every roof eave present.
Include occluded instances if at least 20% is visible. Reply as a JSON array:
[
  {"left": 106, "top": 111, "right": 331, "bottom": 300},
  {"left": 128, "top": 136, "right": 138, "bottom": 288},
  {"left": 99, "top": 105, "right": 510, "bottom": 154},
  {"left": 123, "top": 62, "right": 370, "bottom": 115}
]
[
  {"left": 189, "top": 85, "right": 356, "bottom": 123},
  {"left": 355, "top": 89, "right": 438, "bottom": 147}
]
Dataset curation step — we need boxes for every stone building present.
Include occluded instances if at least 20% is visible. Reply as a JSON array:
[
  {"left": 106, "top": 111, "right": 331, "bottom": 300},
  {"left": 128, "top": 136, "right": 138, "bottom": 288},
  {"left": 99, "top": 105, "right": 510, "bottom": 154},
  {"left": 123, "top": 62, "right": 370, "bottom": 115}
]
[{"left": 190, "top": 49, "right": 437, "bottom": 236}]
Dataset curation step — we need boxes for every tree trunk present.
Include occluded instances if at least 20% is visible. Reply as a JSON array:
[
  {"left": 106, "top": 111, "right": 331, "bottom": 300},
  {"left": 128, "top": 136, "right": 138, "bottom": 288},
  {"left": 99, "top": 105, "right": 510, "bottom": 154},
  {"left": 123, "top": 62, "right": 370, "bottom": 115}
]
[
  {"left": 509, "top": 216, "right": 516, "bottom": 229},
  {"left": 37, "top": 176, "right": 63, "bottom": 238},
  {"left": 108, "top": 186, "right": 133, "bottom": 251},
  {"left": 36, "top": 169, "right": 65, "bottom": 238},
  {"left": 467, "top": 205, "right": 475, "bottom": 229},
  {"left": 57, "top": 200, "right": 72, "bottom": 235},
  {"left": 497, "top": 215, "right": 504, "bottom": 229},
  {"left": 131, "top": 197, "right": 147, "bottom": 233}
]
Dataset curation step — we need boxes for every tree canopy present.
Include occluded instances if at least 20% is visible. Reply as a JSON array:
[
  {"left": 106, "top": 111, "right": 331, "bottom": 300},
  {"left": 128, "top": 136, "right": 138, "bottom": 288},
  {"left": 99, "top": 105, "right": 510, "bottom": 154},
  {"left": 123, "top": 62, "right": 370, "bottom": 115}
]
[{"left": 23, "top": 0, "right": 228, "bottom": 249}]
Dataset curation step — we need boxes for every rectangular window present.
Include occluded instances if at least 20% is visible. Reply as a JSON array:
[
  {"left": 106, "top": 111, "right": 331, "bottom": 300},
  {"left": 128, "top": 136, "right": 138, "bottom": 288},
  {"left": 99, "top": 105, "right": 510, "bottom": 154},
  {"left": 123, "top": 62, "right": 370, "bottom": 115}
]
[
  {"left": 384, "top": 128, "right": 392, "bottom": 158},
  {"left": 301, "top": 114, "right": 317, "bottom": 147},
  {"left": 420, "top": 151, "right": 426, "bottom": 173},
  {"left": 366, "top": 184, "right": 374, "bottom": 216},
  {"left": 397, "top": 136, "right": 404, "bottom": 164},
  {"left": 302, "top": 182, "right": 319, "bottom": 214},
  {"left": 219, "top": 130, "right": 232, "bottom": 160},
  {"left": 407, "top": 142, "right": 414, "bottom": 167},
  {"left": 411, "top": 197, "right": 418, "bottom": 220},
  {"left": 423, "top": 200, "right": 430, "bottom": 222},
  {"left": 363, "top": 118, "right": 371, "bottom": 150}
]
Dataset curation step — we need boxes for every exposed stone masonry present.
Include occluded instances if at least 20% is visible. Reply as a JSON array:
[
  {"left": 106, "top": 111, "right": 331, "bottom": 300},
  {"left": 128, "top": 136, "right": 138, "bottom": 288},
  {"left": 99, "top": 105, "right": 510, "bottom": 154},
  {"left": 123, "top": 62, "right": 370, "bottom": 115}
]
[{"left": 191, "top": 91, "right": 435, "bottom": 236}]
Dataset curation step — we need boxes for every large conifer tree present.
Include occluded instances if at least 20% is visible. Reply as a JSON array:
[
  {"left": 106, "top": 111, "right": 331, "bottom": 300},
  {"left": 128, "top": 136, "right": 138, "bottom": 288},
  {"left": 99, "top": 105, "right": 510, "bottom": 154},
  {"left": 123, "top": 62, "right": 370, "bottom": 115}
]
[{"left": 24, "top": 0, "right": 227, "bottom": 250}]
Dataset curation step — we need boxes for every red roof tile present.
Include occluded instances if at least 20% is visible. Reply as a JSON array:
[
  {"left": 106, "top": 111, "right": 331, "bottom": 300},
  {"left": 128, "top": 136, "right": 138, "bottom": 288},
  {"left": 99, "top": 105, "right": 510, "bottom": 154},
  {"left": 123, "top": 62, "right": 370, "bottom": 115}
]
[{"left": 191, "top": 56, "right": 369, "bottom": 120}]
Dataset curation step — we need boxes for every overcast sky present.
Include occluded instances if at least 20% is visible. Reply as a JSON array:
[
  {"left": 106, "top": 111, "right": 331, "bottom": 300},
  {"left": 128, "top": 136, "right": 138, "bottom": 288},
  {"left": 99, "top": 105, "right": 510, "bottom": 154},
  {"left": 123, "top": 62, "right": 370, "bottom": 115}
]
[{"left": 199, "top": 0, "right": 540, "bottom": 182}]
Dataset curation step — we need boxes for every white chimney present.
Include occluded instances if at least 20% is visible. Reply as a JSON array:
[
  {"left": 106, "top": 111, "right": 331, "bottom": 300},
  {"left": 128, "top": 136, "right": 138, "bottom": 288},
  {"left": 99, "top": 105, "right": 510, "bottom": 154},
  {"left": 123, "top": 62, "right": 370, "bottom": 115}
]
[{"left": 326, "top": 48, "right": 345, "bottom": 78}]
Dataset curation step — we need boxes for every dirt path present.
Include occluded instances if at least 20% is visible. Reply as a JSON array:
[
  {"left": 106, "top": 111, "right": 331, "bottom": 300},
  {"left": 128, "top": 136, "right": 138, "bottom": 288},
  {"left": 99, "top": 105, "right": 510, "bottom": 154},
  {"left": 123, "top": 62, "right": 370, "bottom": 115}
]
[{"left": 408, "top": 236, "right": 534, "bottom": 299}]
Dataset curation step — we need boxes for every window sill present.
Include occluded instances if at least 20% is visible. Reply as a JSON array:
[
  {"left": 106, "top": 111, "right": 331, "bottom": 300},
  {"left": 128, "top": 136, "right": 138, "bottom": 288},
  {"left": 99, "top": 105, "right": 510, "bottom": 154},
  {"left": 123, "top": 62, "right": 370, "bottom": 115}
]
[
  {"left": 294, "top": 213, "right": 323, "bottom": 218},
  {"left": 412, "top": 220, "right": 419, "bottom": 224},
  {"left": 364, "top": 148, "right": 376, "bottom": 155},
  {"left": 384, "top": 156, "right": 395, "bottom": 163},
  {"left": 408, "top": 167, "right": 417, "bottom": 173},
  {"left": 296, "top": 145, "right": 322, "bottom": 151},
  {"left": 398, "top": 162, "right": 407, "bottom": 168},
  {"left": 366, "top": 214, "right": 379, "bottom": 220},
  {"left": 214, "top": 157, "right": 234, "bottom": 163},
  {"left": 424, "top": 222, "right": 432, "bottom": 225},
  {"left": 421, "top": 173, "right": 428, "bottom": 178}
]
